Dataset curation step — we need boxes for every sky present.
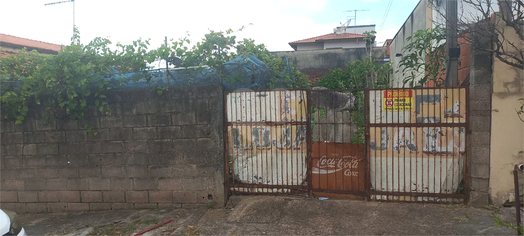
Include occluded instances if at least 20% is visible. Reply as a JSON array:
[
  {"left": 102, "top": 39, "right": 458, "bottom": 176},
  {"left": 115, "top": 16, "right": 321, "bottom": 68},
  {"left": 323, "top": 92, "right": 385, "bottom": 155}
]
[{"left": 0, "top": 0, "right": 420, "bottom": 52}]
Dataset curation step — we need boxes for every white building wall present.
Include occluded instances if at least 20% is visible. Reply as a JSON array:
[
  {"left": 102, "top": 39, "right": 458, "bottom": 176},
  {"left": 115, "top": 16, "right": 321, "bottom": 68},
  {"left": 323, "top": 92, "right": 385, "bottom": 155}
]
[
  {"left": 389, "top": 0, "right": 430, "bottom": 88},
  {"left": 296, "top": 43, "right": 324, "bottom": 51},
  {"left": 323, "top": 39, "right": 366, "bottom": 49},
  {"left": 334, "top": 25, "right": 376, "bottom": 34}
]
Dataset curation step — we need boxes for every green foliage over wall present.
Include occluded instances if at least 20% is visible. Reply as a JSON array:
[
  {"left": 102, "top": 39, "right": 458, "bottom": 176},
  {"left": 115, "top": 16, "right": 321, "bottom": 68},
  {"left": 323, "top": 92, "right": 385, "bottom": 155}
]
[
  {"left": 1, "top": 27, "right": 309, "bottom": 126},
  {"left": 1, "top": 29, "right": 157, "bottom": 125}
]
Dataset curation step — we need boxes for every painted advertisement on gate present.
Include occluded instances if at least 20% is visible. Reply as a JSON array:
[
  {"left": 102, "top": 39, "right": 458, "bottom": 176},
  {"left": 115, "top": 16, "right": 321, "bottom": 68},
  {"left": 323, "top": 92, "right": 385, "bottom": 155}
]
[
  {"left": 370, "top": 88, "right": 466, "bottom": 124},
  {"left": 226, "top": 91, "right": 308, "bottom": 188},
  {"left": 369, "top": 88, "right": 467, "bottom": 196},
  {"left": 311, "top": 142, "right": 365, "bottom": 194}
]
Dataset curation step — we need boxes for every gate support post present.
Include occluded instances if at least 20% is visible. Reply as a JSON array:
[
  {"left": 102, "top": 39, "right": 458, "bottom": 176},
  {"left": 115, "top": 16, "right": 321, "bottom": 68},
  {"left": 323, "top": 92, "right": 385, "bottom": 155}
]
[
  {"left": 306, "top": 90, "right": 313, "bottom": 196},
  {"left": 364, "top": 89, "right": 371, "bottom": 200}
]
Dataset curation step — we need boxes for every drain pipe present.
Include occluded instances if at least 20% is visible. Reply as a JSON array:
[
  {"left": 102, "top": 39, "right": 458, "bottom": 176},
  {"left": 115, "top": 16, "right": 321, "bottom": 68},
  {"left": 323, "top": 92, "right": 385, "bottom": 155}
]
[{"left": 514, "top": 164, "right": 523, "bottom": 235}]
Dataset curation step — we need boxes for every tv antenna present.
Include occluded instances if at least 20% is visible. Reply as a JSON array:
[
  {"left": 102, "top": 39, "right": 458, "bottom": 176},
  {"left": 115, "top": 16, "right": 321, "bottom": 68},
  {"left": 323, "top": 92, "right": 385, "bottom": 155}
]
[
  {"left": 343, "top": 9, "right": 369, "bottom": 26},
  {"left": 341, "top": 19, "right": 352, "bottom": 27},
  {"left": 45, "top": 0, "right": 76, "bottom": 39}
]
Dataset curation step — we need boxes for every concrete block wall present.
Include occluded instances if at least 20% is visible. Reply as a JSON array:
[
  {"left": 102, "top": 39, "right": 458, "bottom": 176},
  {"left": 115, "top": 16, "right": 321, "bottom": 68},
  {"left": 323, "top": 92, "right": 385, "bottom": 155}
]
[
  {"left": 0, "top": 84, "right": 225, "bottom": 213},
  {"left": 467, "top": 27, "right": 493, "bottom": 206}
]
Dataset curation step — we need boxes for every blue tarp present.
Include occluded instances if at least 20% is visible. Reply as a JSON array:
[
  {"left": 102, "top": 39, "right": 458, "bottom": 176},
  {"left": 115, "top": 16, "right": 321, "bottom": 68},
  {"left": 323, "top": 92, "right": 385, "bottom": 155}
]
[{"left": 106, "top": 54, "right": 272, "bottom": 91}]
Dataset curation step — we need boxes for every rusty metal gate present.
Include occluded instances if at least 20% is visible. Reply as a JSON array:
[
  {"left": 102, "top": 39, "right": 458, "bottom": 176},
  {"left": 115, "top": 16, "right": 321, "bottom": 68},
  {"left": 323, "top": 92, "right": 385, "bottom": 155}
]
[
  {"left": 368, "top": 87, "right": 469, "bottom": 203},
  {"left": 309, "top": 89, "right": 367, "bottom": 199},
  {"left": 225, "top": 87, "right": 469, "bottom": 203},
  {"left": 225, "top": 90, "right": 309, "bottom": 193}
]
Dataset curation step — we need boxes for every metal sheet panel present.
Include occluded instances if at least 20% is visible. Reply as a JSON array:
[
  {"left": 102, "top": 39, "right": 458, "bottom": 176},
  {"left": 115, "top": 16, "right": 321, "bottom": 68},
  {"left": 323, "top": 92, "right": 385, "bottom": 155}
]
[
  {"left": 368, "top": 88, "right": 468, "bottom": 202},
  {"left": 226, "top": 90, "right": 308, "bottom": 193}
]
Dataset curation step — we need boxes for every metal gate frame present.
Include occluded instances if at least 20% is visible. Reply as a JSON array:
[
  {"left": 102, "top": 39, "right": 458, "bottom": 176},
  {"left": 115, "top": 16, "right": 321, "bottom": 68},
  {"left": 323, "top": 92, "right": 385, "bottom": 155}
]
[
  {"left": 366, "top": 87, "right": 470, "bottom": 203},
  {"left": 224, "top": 90, "right": 310, "bottom": 194},
  {"left": 224, "top": 87, "right": 470, "bottom": 203}
]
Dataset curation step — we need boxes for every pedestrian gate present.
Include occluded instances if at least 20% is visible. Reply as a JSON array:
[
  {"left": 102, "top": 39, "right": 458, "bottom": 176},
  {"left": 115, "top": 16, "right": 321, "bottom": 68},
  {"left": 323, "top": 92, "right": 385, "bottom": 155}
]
[{"left": 225, "top": 88, "right": 469, "bottom": 203}]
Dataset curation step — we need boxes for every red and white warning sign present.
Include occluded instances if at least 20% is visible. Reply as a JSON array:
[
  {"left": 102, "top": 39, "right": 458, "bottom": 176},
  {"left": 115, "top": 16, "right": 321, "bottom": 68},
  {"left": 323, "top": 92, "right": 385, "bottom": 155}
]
[
  {"left": 383, "top": 90, "right": 413, "bottom": 111},
  {"left": 385, "top": 99, "right": 394, "bottom": 107}
]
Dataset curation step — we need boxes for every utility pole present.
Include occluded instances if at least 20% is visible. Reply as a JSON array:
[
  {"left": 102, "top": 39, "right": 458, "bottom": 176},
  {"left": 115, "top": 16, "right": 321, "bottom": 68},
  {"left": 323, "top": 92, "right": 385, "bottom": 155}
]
[
  {"left": 343, "top": 9, "right": 369, "bottom": 26},
  {"left": 45, "top": 0, "right": 76, "bottom": 40},
  {"left": 445, "top": 0, "right": 459, "bottom": 87}
]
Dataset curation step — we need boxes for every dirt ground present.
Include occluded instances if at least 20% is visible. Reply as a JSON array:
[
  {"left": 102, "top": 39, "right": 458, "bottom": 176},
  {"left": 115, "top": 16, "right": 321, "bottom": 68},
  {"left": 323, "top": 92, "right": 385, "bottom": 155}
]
[{"left": 19, "top": 195, "right": 521, "bottom": 235}]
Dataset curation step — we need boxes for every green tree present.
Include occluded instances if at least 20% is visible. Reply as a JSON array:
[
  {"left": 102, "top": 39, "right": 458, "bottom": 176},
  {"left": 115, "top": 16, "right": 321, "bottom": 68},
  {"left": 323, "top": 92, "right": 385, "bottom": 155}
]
[
  {"left": 363, "top": 30, "right": 377, "bottom": 57},
  {"left": 398, "top": 25, "right": 446, "bottom": 87}
]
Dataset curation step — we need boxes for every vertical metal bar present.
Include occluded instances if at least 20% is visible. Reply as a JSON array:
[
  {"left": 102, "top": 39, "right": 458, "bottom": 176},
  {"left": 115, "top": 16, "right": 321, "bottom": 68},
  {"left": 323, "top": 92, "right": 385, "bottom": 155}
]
[
  {"left": 261, "top": 91, "right": 268, "bottom": 191},
  {"left": 290, "top": 90, "right": 295, "bottom": 188},
  {"left": 275, "top": 91, "right": 287, "bottom": 189},
  {"left": 342, "top": 90, "right": 346, "bottom": 192},
  {"left": 438, "top": 87, "right": 443, "bottom": 199},
  {"left": 285, "top": 90, "right": 289, "bottom": 190},
  {"left": 365, "top": 89, "right": 371, "bottom": 199},
  {"left": 514, "top": 165, "right": 522, "bottom": 235},
  {"left": 269, "top": 92, "right": 274, "bottom": 193},
  {"left": 231, "top": 93, "right": 236, "bottom": 189},
  {"left": 230, "top": 92, "right": 235, "bottom": 191},
  {"left": 375, "top": 90, "right": 379, "bottom": 200},
  {"left": 239, "top": 92, "right": 243, "bottom": 191},
  {"left": 385, "top": 89, "right": 389, "bottom": 200},
  {"left": 397, "top": 89, "right": 400, "bottom": 198},
  {"left": 441, "top": 88, "right": 447, "bottom": 202},
  {"left": 245, "top": 92, "right": 250, "bottom": 191},
  {"left": 450, "top": 88, "right": 455, "bottom": 202},
  {"left": 433, "top": 88, "right": 437, "bottom": 197},
  {"left": 298, "top": 90, "right": 301, "bottom": 190},
  {"left": 293, "top": 90, "right": 297, "bottom": 188},
  {"left": 307, "top": 90, "right": 313, "bottom": 195},
  {"left": 402, "top": 90, "right": 407, "bottom": 196},
  {"left": 425, "top": 88, "right": 429, "bottom": 202},
  {"left": 332, "top": 89, "right": 337, "bottom": 191},
  {"left": 224, "top": 92, "right": 230, "bottom": 191},
  {"left": 254, "top": 91, "right": 259, "bottom": 190},
  {"left": 420, "top": 88, "right": 424, "bottom": 202},
  {"left": 464, "top": 87, "right": 471, "bottom": 203}
]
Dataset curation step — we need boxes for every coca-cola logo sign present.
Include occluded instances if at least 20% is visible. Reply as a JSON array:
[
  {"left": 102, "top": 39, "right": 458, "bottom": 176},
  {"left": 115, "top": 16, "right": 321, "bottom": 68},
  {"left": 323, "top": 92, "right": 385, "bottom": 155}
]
[{"left": 312, "top": 155, "right": 362, "bottom": 176}]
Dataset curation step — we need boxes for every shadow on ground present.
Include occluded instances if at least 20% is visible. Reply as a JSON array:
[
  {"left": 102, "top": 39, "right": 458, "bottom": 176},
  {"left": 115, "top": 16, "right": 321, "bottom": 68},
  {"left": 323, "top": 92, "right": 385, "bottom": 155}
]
[{"left": 20, "top": 196, "right": 519, "bottom": 235}]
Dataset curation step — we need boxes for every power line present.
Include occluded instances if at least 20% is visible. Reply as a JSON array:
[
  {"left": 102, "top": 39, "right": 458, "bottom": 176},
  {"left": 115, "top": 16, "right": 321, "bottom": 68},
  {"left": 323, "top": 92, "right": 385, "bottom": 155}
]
[
  {"left": 44, "top": 0, "right": 75, "bottom": 39},
  {"left": 379, "top": 0, "right": 393, "bottom": 31}
]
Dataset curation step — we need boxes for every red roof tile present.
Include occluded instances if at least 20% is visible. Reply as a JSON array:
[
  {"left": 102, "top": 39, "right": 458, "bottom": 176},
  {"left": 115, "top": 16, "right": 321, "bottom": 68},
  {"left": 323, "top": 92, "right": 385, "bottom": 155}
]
[
  {"left": 0, "top": 33, "right": 62, "bottom": 53},
  {"left": 289, "top": 33, "right": 366, "bottom": 44}
]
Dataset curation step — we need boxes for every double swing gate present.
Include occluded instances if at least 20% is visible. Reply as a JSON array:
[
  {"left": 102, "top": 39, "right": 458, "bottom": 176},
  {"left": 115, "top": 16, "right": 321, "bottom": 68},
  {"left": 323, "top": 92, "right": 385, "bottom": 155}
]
[{"left": 225, "top": 87, "right": 469, "bottom": 203}]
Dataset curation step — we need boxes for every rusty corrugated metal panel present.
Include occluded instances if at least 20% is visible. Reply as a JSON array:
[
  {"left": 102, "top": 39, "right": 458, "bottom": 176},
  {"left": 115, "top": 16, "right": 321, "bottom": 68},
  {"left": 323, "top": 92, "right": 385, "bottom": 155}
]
[{"left": 311, "top": 142, "right": 366, "bottom": 199}]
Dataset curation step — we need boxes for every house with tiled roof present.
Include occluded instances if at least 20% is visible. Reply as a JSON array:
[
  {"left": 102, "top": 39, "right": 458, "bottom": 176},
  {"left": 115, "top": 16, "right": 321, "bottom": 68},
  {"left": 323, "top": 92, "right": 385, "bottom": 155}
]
[
  {"left": 288, "top": 24, "right": 375, "bottom": 51},
  {"left": 0, "top": 33, "right": 62, "bottom": 57},
  {"left": 273, "top": 24, "right": 385, "bottom": 84}
]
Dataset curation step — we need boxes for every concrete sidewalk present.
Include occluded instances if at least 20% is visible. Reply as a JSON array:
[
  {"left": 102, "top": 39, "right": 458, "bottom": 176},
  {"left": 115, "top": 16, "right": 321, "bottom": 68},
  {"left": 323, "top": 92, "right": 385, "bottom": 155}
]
[{"left": 20, "top": 196, "right": 520, "bottom": 235}]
